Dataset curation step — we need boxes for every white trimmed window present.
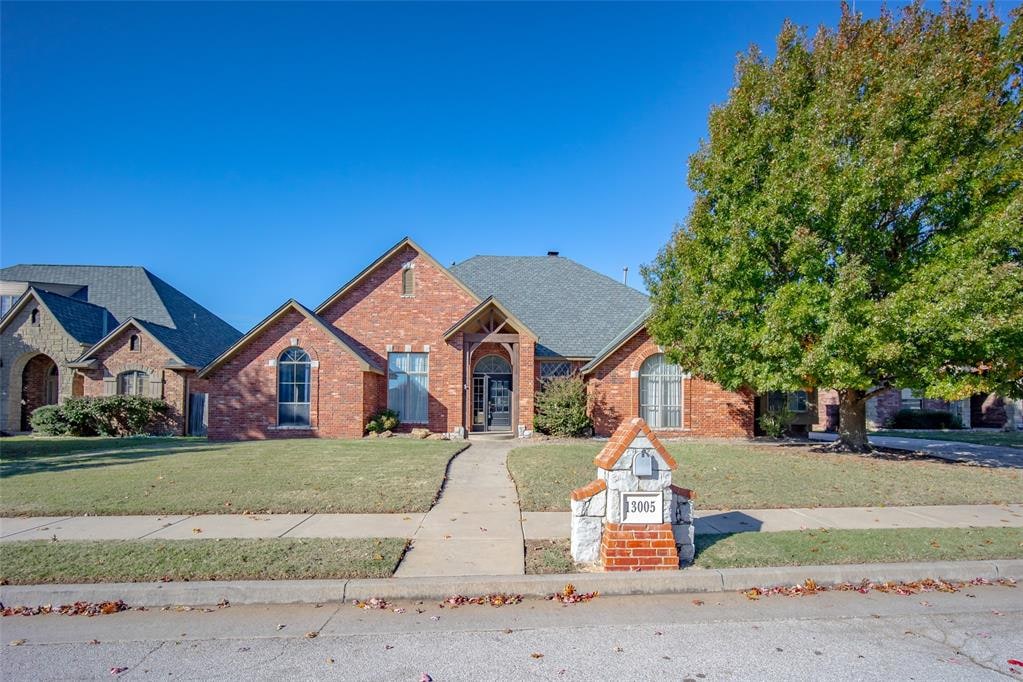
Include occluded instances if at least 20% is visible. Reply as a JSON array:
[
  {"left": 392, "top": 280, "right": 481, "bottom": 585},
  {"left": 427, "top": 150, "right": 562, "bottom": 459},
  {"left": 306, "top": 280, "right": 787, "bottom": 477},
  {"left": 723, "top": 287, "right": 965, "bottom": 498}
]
[
  {"left": 117, "top": 370, "right": 148, "bottom": 396},
  {"left": 901, "top": 388, "right": 922, "bottom": 410},
  {"left": 278, "top": 347, "right": 311, "bottom": 427},
  {"left": 388, "top": 352, "right": 429, "bottom": 423},
  {"left": 639, "top": 354, "right": 684, "bottom": 429}
]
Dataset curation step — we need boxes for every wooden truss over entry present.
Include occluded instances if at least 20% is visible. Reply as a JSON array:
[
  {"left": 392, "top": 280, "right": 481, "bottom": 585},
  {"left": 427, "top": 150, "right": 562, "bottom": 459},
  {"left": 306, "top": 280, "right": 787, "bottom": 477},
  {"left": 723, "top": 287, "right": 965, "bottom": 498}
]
[{"left": 444, "top": 297, "right": 539, "bottom": 433}]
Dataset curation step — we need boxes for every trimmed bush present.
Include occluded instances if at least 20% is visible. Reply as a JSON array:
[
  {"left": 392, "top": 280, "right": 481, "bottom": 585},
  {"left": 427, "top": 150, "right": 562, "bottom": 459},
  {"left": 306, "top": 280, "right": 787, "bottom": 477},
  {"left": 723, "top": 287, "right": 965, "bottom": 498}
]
[
  {"left": 887, "top": 408, "right": 963, "bottom": 430},
  {"left": 533, "top": 375, "right": 592, "bottom": 437},
  {"left": 758, "top": 405, "right": 795, "bottom": 439},
  {"left": 28, "top": 396, "right": 171, "bottom": 437},
  {"left": 366, "top": 409, "right": 400, "bottom": 434},
  {"left": 28, "top": 405, "right": 69, "bottom": 436}
]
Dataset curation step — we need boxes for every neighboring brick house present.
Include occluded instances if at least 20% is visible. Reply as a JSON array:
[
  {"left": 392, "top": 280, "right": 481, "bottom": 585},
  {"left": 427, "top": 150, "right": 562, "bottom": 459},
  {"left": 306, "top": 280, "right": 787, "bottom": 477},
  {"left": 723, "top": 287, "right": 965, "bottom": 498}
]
[
  {"left": 0, "top": 265, "right": 240, "bottom": 434},
  {"left": 816, "top": 388, "right": 974, "bottom": 431},
  {"left": 199, "top": 237, "right": 756, "bottom": 440}
]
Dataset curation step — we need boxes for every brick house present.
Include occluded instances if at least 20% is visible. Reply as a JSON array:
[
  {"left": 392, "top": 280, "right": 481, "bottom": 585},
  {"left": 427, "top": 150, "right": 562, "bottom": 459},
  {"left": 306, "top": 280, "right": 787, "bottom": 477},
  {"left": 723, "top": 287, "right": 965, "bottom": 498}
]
[
  {"left": 815, "top": 388, "right": 1018, "bottom": 432},
  {"left": 0, "top": 265, "right": 241, "bottom": 434},
  {"left": 198, "top": 237, "right": 755, "bottom": 440}
]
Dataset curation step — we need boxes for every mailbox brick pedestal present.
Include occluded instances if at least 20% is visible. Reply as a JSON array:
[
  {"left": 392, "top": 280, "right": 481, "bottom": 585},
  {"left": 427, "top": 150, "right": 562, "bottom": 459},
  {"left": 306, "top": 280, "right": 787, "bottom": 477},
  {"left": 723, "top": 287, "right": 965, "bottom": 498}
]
[{"left": 570, "top": 417, "right": 696, "bottom": 571}]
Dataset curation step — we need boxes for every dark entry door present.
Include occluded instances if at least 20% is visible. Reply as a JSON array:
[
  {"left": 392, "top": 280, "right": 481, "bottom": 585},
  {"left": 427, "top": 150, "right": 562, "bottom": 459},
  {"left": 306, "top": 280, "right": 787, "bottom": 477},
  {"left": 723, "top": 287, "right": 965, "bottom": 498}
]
[
  {"left": 487, "top": 376, "right": 512, "bottom": 430},
  {"left": 471, "top": 373, "right": 513, "bottom": 431}
]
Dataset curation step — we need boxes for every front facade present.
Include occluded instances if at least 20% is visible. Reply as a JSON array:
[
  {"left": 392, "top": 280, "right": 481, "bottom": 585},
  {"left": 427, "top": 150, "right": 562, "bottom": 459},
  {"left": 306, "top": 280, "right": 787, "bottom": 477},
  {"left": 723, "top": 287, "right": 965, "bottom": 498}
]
[
  {"left": 0, "top": 266, "right": 241, "bottom": 435},
  {"left": 199, "top": 238, "right": 755, "bottom": 440}
]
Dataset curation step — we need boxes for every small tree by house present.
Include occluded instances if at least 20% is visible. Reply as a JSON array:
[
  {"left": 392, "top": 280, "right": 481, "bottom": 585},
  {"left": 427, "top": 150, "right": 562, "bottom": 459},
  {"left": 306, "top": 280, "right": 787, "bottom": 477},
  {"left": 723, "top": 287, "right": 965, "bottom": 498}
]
[
  {"left": 644, "top": 2, "right": 1022, "bottom": 451},
  {"left": 533, "top": 375, "right": 593, "bottom": 437}
]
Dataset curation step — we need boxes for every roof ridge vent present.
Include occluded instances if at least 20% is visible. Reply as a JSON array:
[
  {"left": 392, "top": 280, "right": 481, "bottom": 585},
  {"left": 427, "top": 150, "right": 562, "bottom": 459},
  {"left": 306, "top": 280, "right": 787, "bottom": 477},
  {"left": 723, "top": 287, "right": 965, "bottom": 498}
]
[{"left": 547, "top": 250, "right": 559, "bottom": 257}]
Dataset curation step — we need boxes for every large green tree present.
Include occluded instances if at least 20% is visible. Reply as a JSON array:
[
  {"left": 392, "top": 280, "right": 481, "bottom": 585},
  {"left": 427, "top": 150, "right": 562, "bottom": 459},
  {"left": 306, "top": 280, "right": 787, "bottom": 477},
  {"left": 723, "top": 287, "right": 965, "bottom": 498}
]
[{"left": 644, "top": 2, "right": 1022, "bottom": 450}]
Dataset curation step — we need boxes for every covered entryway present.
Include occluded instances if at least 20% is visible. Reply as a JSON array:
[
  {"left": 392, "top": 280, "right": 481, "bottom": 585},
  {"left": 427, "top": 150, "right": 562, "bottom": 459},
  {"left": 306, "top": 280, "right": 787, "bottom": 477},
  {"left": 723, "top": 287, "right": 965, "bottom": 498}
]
[
  {"left": 443, "top": 296, "right": 539, "bottom": 437},
  {"left": 20, "top": 354, "right": 59, "bottom": 431},
  {"left": 472, "top": 355, "right": 513, "bottom": 432}
]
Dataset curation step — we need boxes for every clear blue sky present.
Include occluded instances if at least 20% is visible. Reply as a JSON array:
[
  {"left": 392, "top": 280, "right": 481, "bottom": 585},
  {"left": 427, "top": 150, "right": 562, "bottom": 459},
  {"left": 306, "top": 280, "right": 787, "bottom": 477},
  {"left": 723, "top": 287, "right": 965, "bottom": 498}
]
[{"left": 2, "top": 1, "right": 1016, "bottom": 331}]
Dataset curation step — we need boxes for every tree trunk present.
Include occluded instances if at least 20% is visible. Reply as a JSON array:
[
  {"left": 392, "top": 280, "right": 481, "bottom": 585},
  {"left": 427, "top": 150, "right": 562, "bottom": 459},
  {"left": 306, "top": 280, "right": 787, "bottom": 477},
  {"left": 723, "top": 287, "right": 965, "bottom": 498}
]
[{"left": 836, "top": 389, "right": 871, "bottom": 452}]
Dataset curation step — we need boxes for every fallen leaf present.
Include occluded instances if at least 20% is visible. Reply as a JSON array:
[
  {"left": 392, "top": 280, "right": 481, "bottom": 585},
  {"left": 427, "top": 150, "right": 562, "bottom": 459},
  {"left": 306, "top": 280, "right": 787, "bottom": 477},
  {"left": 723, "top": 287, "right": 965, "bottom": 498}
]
[
  {"left": 1008, "top": 659, "right": 1023, "bottom": 667},
  {"left": 9, "top": 640, "right": 26, "bottom": 646},
  {"left": 276, "top": 624, "right": 286, "bottom": 630},
  {"left": 531, "top": 652, "right": 544, "bottom": 659},
  {"left": 192, "top": 528, "right": 203, "bottom": 534},
  {"left": 326, "top": 658, "right": 334, "bottom": 664},
  {"left": 305, "top": 631, "right": 318, "bottom": 639},
  {"left": 692, "top": 599, "right": 705, "bottom": 606},
  {"left": 110, "top": 667, "right": 128, "bottom": 675},
  {"left": 420, "top": 675, "right": 433, "bottom": 682}
]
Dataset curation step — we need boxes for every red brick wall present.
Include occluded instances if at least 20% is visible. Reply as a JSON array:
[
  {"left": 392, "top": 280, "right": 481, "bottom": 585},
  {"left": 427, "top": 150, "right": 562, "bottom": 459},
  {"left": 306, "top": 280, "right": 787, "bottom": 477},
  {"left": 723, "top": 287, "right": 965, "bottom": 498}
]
[
  {"left": 203, "top": 310, "right": 371, "bottom": 440},
  {"left": 318, "top": 244, "right": 479, "bottom": 433},
  {"left": 585, "top": 328, "right": 753, "bottom": 438},
  {"left": 79, "top": 326, "right": 187, "bottom": 435},
  {"left": 600, "top": 522, "right": 679, "bottom": 571},
  {"left": 21, "top": 354, "right": 56, "bottom": 428}
]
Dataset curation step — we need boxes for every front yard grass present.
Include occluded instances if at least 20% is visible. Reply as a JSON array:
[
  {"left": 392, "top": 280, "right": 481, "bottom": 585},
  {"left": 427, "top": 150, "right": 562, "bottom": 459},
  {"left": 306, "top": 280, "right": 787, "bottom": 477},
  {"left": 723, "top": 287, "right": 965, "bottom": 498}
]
[
  {"left": 1, "top": 437, "right": 467, "bottom": 516},
  {"left": 873, "top": 429, "right": 1023, "bottom": 449},
  {"left": 0, "top": 538, "right": 406, "bottom": 584},
  {"left": 508, "top": 442, "right": 1023, "bottom": 512},
  {"left": 524, "top": 528, "right": 1023, "bottom": 573}
]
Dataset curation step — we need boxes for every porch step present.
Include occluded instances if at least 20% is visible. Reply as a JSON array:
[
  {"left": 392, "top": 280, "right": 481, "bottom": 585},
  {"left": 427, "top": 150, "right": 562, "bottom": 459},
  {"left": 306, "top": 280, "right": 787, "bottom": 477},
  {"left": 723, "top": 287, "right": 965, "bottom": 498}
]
[{"left": 469, "top": 432, "right": 516, "bottom": 441}]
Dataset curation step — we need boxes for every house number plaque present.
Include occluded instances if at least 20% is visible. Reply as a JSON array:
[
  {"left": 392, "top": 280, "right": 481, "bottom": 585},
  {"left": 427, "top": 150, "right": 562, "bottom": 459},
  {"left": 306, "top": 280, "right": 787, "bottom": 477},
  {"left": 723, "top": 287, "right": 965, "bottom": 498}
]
[{"left": 620, "top": 491, "right": 662, "bottom": 524}]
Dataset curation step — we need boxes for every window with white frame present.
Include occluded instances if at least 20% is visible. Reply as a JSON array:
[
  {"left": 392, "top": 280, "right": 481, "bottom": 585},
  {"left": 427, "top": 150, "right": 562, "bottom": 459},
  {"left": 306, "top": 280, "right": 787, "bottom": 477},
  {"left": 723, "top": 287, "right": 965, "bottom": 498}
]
[
  {"left": 0, "top": 295, "right": 17, "bottom": 318},
  {"left": 388, "top": 352, "right": 429, "bottom": 423},
  {"left": 788, "top": 390, "right": 808, "bottom": 412},
  {"left": 639, "top": 354, "right": 684, "bottom": 428},
  {"left": 539, "top": 361, "right": 572, "bottom": 382},
  {"left": 901, "top": 388, "right": 922, "bottom": 410},
  {"left": 117, "top": 370, "right": 148, "bottom": 396},
  {"left": 278, "top": 347, "right": 311, "bottom": 427}
]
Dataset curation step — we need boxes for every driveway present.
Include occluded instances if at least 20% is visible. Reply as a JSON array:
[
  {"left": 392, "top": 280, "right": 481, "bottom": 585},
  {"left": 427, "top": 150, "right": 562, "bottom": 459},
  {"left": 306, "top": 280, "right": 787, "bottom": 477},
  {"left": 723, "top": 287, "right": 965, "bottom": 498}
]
[{"left": 809, "top": 431, "right": 1023, "bottom": 468}]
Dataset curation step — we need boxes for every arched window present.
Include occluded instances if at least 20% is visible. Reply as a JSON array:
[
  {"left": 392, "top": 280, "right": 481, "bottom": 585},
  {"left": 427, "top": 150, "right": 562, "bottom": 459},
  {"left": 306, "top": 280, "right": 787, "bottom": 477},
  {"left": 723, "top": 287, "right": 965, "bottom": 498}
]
[
  {"left": 278, "top": 347, "right": 311, "bottom": 427},
  {"left": 639, "top": 354, "right": 684, "bottom": 429},
  {"left": 129, "top": 334, "right": 141, "bottom": 352},
  {"left": 474, "top": 355, "right": 511, "bottom": 375},
  {"left": 30, "top": 308, "right": 40, "bottom": 324},
  {"left": 117, "top": 370, "right": 148, "bottom": 396},
  {"left": 401, "top": 265, "right": 415, "bottom": 296}
]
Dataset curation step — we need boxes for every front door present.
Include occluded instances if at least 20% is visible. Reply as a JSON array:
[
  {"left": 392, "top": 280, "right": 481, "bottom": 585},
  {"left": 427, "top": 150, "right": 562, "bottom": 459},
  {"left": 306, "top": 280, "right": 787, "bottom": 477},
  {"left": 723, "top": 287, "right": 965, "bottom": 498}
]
[{"left": 471, "top": 373, "right": 513, "bottom": 432}]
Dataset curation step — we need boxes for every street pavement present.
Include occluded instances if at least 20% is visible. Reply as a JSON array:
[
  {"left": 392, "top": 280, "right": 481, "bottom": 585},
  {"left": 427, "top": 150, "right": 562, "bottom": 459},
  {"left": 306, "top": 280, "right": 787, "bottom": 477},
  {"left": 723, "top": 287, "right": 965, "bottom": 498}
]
[
  {"left": 2, "top": 585, "right": 1020, "bottom": 680},
  {"left": 809, "top": 431, "right": 1023, "bottom": 468}
]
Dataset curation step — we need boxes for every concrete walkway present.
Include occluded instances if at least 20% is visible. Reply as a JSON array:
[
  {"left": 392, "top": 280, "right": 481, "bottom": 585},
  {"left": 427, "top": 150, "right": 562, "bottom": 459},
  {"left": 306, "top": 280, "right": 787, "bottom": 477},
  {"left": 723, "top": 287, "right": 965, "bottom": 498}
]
[
  {"left": 4, "top": 503, "right": 1021, "bottom": 544},
  {"left": 394, "top": 438, "right": 524, "bottom": 578},
  {"left": 521, "top": 503, "right": 1023, "bottom": 540},
  {"left": 809, "top": 431, "right": 1023, "bottom": 468}
]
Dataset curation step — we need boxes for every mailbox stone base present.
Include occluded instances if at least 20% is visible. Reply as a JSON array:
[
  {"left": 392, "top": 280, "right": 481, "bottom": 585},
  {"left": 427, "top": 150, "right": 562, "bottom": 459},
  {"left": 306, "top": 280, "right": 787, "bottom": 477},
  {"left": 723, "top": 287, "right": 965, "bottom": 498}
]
[{"left": 599, "top": 522, "right": 679, "bottom": 571}]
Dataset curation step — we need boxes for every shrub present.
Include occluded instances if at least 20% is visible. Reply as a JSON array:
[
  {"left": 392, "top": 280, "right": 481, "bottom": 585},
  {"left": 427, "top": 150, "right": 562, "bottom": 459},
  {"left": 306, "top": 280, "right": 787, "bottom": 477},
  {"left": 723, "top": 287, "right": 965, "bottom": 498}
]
[
  {"left": 29, "top": 405, "right": 69, "bottom": 436},
  {"left": 29, "top": 396, "right": 170, "bottom": 437},
  {"left": 887, "top": 408, "right": 963, "bottom": 430},
  {"left": 93, "top": 395, "right": 170, "bottom": 436},
  {"left": 758, "top": 405, "right": 795, "bottom": 439},
  {"left": 533, "top": 375, "right": 592, "bottom": 437},
  {"left": 366, "top": 409, "right": 400, "bottom": 434},
  {"left": 59, "top": 397, "right": 102, "bottom": 436}
]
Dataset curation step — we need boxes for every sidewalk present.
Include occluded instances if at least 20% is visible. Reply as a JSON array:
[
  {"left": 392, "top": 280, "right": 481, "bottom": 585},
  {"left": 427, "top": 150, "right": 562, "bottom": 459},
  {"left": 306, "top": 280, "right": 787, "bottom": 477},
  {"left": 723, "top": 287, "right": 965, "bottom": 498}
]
[
  {"left": 809, "top": 431, "right": 1023, "bottom": 468},
  {"left": 4, "top": 503, "right": 1021, "bottom": 543}
]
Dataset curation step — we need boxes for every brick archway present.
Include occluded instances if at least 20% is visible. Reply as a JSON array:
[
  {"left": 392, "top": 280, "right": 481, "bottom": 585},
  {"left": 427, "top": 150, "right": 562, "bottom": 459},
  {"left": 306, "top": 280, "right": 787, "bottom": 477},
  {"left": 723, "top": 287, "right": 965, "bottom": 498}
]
[{"left": 20, "top": 353, "right": 59, "bottom": 431}]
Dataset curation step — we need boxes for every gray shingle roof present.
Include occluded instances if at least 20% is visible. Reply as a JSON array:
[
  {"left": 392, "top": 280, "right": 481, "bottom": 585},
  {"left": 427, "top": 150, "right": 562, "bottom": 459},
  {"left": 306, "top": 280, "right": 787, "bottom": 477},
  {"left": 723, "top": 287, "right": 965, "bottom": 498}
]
[
  {"left": 1, "top": 265, "right": 241, "bottom": 366},
  {"left": 33, "top": 289, "right": 112, "bottom": 346},
  {"left": 448, "top": 255, "right": 650, "bottom": 358}
]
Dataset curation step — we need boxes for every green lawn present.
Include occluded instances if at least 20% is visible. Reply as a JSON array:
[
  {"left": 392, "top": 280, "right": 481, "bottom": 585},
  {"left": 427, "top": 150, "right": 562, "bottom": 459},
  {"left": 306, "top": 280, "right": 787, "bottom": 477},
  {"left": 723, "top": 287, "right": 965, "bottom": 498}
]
[
  {"left": 1, "top": 437, "right": 466, "bottom": 515},
  {"left": 0, "top": 436, "right": 205, "bottom": 459},
  {"left": 873, "top": 429, "right": 1023, "bottom": 449},
  {"left": 508, "top": 442, "right": 1023, "bottom": 512},
  {"left": 0, "top": 538, "right": 406, "bottom": 584},
  {"left": 524, "top": 528, "right": 1023, "bottom": 573}
]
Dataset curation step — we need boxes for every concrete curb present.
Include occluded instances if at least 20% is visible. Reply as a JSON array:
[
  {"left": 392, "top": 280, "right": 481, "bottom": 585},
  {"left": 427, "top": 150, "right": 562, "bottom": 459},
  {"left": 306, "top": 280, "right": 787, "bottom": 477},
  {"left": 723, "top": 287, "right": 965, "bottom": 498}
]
[{"left": 3, "top": 559, "right": 1021, "bottom": 607}]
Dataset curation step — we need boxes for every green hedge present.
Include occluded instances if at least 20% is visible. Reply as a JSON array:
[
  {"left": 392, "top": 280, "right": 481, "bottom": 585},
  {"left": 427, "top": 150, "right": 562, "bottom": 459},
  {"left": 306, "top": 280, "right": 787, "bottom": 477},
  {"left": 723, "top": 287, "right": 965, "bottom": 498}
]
[
  {"left": 30, "top": 395, "right": 171, "bottom": 437},
  {"left": 887, "top": 408, "right": 963, "bottom": 430}
]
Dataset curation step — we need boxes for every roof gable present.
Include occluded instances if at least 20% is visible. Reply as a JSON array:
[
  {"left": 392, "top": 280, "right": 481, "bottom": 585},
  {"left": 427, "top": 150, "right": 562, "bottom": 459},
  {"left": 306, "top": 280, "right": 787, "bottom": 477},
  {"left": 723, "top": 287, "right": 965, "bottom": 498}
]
[
  {"left": 315, "top": 237, "right": 480, "bottom": 315},
  {"left": 448, "top": 255, "right": 649, "bottom": 358},
  {"left": 442, "top": 296, "right": 539, "bottom": 341},
  {"left": 0, "top": 287, "right": 114, "bottom": 346},
  {"left": 74, "top": 318, "right": 189, "bottom": 368},
  {"left": 0, "top": 264, "right": 241, "bottom": 366},
  {"left": 198, "top": 300, "right": 383, "bottom": 377},
  {"left": 579, "top": 309, "right": 651, "bottom": 375}
]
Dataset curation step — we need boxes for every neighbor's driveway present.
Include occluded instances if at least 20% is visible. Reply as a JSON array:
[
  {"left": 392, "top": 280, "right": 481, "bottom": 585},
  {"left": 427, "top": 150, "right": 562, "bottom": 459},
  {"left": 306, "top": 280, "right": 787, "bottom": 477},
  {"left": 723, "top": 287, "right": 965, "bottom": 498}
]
[{"left": 809, "top": 432, "right": 1023, "bottom": 468}]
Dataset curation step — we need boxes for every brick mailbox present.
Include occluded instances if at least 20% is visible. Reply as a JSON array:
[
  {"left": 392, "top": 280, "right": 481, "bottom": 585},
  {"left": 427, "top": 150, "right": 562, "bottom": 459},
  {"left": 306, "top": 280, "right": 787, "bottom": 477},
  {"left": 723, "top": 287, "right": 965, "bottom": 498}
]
[{"left": 570, "top": 418, "right": 695, "bottom": 570}]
